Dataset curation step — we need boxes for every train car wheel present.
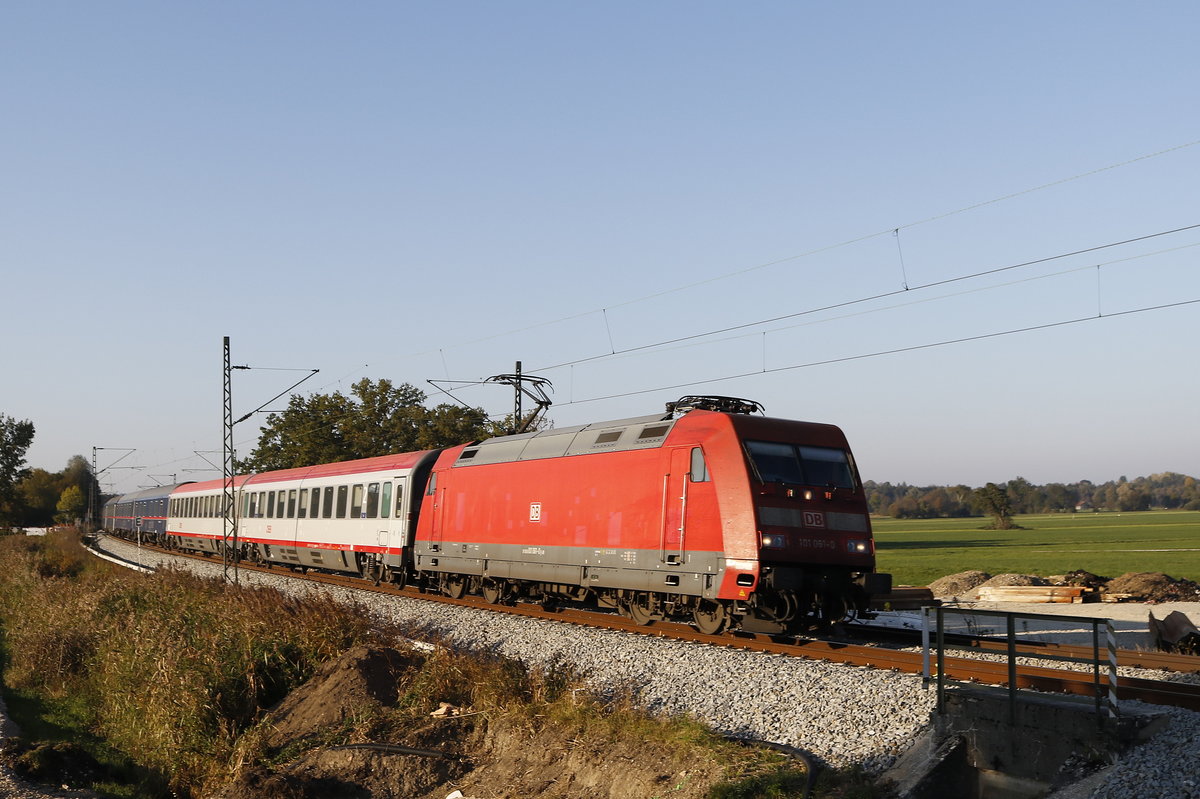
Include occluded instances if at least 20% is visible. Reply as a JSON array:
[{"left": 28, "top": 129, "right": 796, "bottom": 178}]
[
  {"left": 442, "top": 575, "right": 467, "bottom": 599},
  {"left": 481, "top": 578, "right": 504, "bottom": 604},
  {"left": 625, "top": 594, "right": 658, "bottom": 626},
  {"left": 692, "top": 599, "right": 730, "bottom": 635}
]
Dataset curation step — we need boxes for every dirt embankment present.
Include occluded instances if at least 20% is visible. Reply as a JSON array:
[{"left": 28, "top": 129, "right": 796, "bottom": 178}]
[{"left": 213, "top": 646, "right": 729, "bottom": 799}]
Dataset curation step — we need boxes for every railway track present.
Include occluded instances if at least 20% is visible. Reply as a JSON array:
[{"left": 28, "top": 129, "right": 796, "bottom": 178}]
[{"left": 97, "top": 535, "right": 1200, "bottom": 712}]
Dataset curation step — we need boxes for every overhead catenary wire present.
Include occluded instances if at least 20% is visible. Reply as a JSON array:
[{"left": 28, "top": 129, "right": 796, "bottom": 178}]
[
  {"left": 552, "top": 295, "right": 1200, "bottom": 408},
  {"left": 532, "top": 222, "right": 1200, "bottom": 373},
  {"left": 399, "top": 138, "right": 1200, "bottom": 361}
]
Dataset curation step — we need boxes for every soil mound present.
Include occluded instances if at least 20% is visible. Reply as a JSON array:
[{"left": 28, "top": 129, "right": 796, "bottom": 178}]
[
  {"left": 1105, "top": 572, "right": 1200, "bottom": 602},
  {"left": 1061, "top": 570, "right": 1110, "bottom": 589},
  {"left": 259, "top": 645, "right": 420, "bottom": 753},
  {"left": 928, "top": 570, "right": 991, "bottom": 599},
  {"left": 978, "top": 573, "right": 1050, "bottom": 589},
  {"left": 215, "top": 645, "right": 732, "bottom": 799}
]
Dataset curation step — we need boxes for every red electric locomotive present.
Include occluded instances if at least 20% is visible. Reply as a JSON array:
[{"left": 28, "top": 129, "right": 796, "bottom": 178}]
[{"left": 413, "top": 396, "right": 889, "bottom": 633}]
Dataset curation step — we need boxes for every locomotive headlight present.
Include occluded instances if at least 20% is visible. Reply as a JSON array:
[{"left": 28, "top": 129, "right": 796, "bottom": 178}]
[
  {"left": 847, "top": 539, "right": 870, "bottom": 554},
  {"left": 761, "top": 533, "right": 788, "bottom": 548}
]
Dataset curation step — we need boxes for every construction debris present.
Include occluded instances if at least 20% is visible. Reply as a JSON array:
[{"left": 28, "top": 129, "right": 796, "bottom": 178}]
[{"left": 1148, "top": 610, "right": 1200, "bottom": 655}]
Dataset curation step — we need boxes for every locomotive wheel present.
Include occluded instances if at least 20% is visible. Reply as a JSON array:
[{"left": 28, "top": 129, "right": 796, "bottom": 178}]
[
  {"left": 442, "top": 575, "right": 467, "bottom": 599},
  {"left": 624, "top": 593, "right": 658, "bottom": 626},
  {"left": 481, "top": 578, "right": 504, "bottom": 604},
  {"left": 692, "top": 599, "right": 730, "bottom": 635}
]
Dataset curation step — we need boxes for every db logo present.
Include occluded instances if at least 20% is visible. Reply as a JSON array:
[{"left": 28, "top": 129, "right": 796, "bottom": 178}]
[
  {"left": 529, "top": 502, "right": 542, "bottom": 522},
  {"left": 803, "top": 511, "right": 825, "bottom": 528}
]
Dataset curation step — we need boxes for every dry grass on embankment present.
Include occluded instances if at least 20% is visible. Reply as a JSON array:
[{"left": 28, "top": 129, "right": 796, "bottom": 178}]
[{"left": 0, "top": 531, "right": 875, "bottom": 799}]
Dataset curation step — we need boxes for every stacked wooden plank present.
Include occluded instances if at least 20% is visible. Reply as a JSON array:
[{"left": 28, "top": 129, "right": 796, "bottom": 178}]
[
  {"left": 870, "top": 586, "right": 938, "bottom": 610},
  {"left": 975, "top": 585, "right": 1092, "bottom": 603}
]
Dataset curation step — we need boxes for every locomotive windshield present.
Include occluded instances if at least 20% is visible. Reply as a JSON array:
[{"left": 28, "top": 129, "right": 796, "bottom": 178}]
[{"left": 745, "top": 441, "right": 857, "bottom": 489}]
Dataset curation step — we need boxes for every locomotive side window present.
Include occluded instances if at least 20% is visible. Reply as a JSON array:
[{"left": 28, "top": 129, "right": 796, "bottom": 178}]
[
  {"left": 426, "top": 473, "right": 437, "bottom": 496},
  {"left": 322, "top": 486, "right": 334, "bottom": 518},
  {"left": 690, "top": 447, "right": 710, "bottom": 482},
  {"left": 351, "top": 484, "right": 364, "bottom": 518},
  {"left": 380, "top": 482, "right": 391, "bottom": 518},
  {"left": 366, "top": 483, "right": 380, "bottom": 518},
  {"left": 336, "top": 485, "right": 349, "bottom": 518}
]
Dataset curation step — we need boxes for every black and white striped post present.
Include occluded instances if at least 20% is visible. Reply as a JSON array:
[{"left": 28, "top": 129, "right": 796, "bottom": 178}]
[{"left": 1105, "top": 619, "right": 1120, "bottom": 723}]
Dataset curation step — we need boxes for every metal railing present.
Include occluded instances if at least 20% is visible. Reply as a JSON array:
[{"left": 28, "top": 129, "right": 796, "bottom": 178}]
[{"left": 923, "top": 606, "right": 1119, "bottom": 725}]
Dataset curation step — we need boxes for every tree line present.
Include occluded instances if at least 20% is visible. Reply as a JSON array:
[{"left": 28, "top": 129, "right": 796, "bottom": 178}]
[
  {"left": 0, "top": 414, "right": 98, "bottom": 528},
  {"left": 866, "top": 472, "right": 1200, "bottom": 519}
]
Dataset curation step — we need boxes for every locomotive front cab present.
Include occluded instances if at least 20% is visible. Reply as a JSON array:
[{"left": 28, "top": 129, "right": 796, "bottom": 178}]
[{"left": 738, "top": 421, "right": 891, "bottom": 626}]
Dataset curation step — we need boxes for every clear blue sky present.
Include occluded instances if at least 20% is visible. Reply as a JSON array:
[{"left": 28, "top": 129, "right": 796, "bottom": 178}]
[{"left": 4, "top": 2, "right": 1197, "bottom": 495}]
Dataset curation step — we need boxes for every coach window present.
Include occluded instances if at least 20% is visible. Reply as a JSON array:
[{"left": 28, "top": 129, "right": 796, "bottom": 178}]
[
  {"left": 395, "top": 485, "right": 405, "bottom": 517},
  {"left": 243, "top": 493, "right": 251, "bottom": 518},
  {"left": 267, "top": 491, "right": 276, "bottom": 518},
  {"left": 256, "top": 492, "right": 265, "bottom": 518},
  {"left": 336, "top": 485, "right": 348, "bottom": 518},
  {"left": 690, "top": 448, "right": 710, "bottom": 482},
  {"left": 380, "top": 482, "right": 392, "bottom": 518},
  {"left": 322, "top": 486, "right": 334, "bottom": 518},
  {"left": 366, "top": 483, "right": 380, "bottom": 518},
  {"left": 350, "top": 484, "right": 364, "bottom": 518},
  {"left": 287, "top": 489, "right": 297, "bottom": 518},
  {"left": 298, "top": 489, "right": 309, "bottom": 519},
  {"left": 309, "top": 488, "right": 319, "bottom": 518}
]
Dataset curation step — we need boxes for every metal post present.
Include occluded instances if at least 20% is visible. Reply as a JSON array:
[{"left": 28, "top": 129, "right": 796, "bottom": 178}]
[
  {"left": 936, "top": 606, "right": 945, "bottom": 712},
  {"left": 1105, "top": 620, "right": 1120, "bottom": 724},
  {"left": 222, "top": 336, "right": 238, "bottom": 584},
  {"left": 89, "top": 447, "right": 97, "bottom": 530},
  {"left": 1007, "top": 613, "right": 1017, "bottom": 721},
  {"left": 921, "top": 606, "right": 931, "bottom": 686},
  {"left": 514, "top": 360, "right": 522, "bottom": 427}
]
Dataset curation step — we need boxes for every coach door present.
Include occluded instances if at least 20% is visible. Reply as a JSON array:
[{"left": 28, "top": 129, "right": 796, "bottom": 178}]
[
  {"left": 661, "top": 448, "right": 692, "bottom": 564},
  {"left": 377, "top": 478, "right": 408, "bottom": 567}
]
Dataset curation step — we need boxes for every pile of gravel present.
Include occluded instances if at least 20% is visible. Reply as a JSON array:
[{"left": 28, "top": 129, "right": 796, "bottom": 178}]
[
  {"left": 928, "top": 570, "right": 991, "bottom": 599},
  {"left": 978, "top": 573, "right": 1050, "bottom": 589}
]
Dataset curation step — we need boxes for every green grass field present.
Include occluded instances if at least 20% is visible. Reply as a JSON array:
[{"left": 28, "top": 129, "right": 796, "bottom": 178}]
[{"left": 872, "top": 510, "right": 1200, "bottom": 588}]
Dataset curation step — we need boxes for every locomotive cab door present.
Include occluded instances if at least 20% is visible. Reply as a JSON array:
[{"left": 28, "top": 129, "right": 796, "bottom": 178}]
[{"left": 661, "top": 448, "right": 692, "bottom": 565}]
